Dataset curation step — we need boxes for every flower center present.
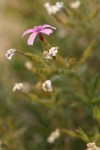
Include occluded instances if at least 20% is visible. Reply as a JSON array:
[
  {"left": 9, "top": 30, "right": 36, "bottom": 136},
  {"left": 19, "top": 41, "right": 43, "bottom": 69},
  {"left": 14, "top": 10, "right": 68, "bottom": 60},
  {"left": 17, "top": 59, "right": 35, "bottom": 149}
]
[{"left": 37, "top": 26, "right": 42, "bottom": 32}]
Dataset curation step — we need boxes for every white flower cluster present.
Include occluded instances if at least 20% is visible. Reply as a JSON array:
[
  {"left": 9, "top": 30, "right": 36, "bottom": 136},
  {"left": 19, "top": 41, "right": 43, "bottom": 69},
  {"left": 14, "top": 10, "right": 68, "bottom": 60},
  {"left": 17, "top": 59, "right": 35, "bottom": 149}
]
[
  {"left": 44, "top": 1, "right": 64, "bottom": 15},
  {"left": 42, "top": 80, "right": 53, "bottom": 92},
  {"left": 47, "top": 128, "right": 60, "bottom": 143},
  {"left": 5, "top": 49, "right": 16, "bottom": 60},
  {"left": 70, "top": 1, "right": 81, "bottom": 9},
  {"left": 12, "top": 80, "right": 53, "bottom": 93},
  {"left": 86, "top": 142, "right": 100, "bottom": 150},
  {"left": 45, "top": 47, "right": 58, "bottom": 59}
]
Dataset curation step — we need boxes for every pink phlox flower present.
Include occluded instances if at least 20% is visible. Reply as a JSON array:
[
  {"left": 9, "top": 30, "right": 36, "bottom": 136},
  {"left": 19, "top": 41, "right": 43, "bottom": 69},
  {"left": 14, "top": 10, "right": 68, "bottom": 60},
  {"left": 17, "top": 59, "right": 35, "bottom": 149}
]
[{"left": 22, "top": 24, "right": 56, "bottom": 45}]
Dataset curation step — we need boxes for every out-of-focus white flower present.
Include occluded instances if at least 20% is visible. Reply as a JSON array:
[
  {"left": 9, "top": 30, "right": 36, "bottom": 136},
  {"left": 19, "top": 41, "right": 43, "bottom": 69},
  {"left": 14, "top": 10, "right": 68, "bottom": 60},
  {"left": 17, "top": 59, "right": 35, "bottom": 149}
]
[
  {"left": 12, "top": 82, "right": 30, "bottom": 93},
  {"left": 56, "top": 2, "right": 64, "bottom": 9},
  {"left": 47, "top": 128, "right": 60, "bottom": 143},
  {"left": 5, "top": 49, "right": 16, "bottom": 60},
  {"left": 12, "top": 83, "right": 23, "bottom": 92},
  {"left": 44, "top": 2, "right": 50, "bottom": 8},
  {"left": 45, "top": 47, "right": 58, "bottom": 59},
  {"left": 44, "top": 2, "right": 64, "bottom": 15},
  {"left": 70, "top": 1, "right": 81, "bottom": 9},
  {"left": 57, "top": 29, "right": 68, "bottom": 38},
  {"left": 42, "top": 80, "right": 53, "bottom": 92},
  {"left": 44, "top": 2, "right": 58, "bottom": 15},
  {"left": 25, "top": 61, "right": 33, "bottom": 70},
  {"left": 86, "top": 142, "right": 100, "bottom": 150}
]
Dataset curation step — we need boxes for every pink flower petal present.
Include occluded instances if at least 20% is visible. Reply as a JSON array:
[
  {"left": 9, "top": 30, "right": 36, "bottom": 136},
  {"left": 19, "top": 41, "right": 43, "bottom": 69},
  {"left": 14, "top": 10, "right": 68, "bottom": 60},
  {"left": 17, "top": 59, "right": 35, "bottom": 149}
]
[
  {"left": 42, "top": 24, "right": 56, "bottom": 30},
  {"left": 27, "top": 32, "right": 37, "bottom": 45},
  {"left": 22, "top": 29, "right": 34, "bottom": 37},
  {"left": 40, "top": 29, "right": 53, "bottom": 35}
]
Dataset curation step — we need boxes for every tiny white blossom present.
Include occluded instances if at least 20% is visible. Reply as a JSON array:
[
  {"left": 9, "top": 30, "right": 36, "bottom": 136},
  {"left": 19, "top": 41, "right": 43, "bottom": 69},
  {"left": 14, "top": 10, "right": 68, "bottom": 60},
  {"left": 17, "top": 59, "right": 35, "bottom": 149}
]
[
  {"left": 5, "top": 49, "right": 16, "bottom": 60},
  {"left": 44, "top": 2, "right": 64, "bottom": 15},
  {"left": 45, "top": 47, "right": 58, "bottom": 59},
  {"left": 12, "top": 83, "right": 24, "bottom": 92},
  {"left": 47, "top": 128, "right": 60, "bottom": 143},
  {"left": 70, "top": 1, "right": 81, "bottom": 9},
  {"left": 42, "top": 80, "right": 53, "bottom": 92},
  {"left": 44, "top": 3, "right": 58, "bottom": 15},
  {"left": 86, "top": 142, "right": 100, "bottom": 150}
]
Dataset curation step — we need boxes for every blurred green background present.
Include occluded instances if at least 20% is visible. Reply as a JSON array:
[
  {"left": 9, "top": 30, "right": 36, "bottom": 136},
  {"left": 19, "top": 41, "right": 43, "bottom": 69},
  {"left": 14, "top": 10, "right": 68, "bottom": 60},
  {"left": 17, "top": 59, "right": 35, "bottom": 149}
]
[{"left": 0, "top": 0, "right": 100, "bottom": 149}]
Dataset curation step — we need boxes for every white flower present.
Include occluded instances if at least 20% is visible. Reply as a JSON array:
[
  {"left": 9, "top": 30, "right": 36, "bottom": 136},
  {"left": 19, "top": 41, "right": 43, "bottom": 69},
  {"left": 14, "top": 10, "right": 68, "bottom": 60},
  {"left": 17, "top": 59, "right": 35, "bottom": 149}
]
[
  {"left": 70, "top": 1, "right": 81, "bottom": 9},
  {"left": 5, "top": 49, "right": 16, "bottom": 60},
  {"left": 45, "top": 47, "right": 58, "bottom": 59},
  {"left": 47, "top": 128, "right": 60, "bottom": 143},
  {"left": 44, "top": 2, "right": 64, "bottom": 15},
  {"left": 56, "top": 2, "right": 64, "bottom": 9},
  {"left": 12, "top": 82, "right": 30, "bottom": 93},
  {"left": 12, "top": 83, "right": 24, "bottom": 92},
  {"left": 44, "top": 3, "right": 58, "bottom": 15},
  {"left": 42, "top": 80, "right": 53, "bottom": 92},
  {"left": 86, "top": 142, "right": 100, "bottom": 150},
  {"left": 44, "top": 2, "right": 50, "bottom": 8}
]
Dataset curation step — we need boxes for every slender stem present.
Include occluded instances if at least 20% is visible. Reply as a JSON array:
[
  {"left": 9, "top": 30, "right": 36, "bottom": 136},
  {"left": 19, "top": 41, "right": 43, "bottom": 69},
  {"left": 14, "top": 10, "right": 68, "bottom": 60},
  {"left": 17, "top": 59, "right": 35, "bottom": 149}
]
[
  {"left": 53, "top": 14, "right": 67, "bottom": 26},
  {"left": 15, "top": 50, "right": 31, "bottom": 58},
  {"left": 15, "top": 50, "right": 26, "bottom": 56},
  {"left": 38, "top": 33, "right": 44, "bottom": 42},
  {"left": 62, "top": 7, "right": 71, "bottom": 17}
]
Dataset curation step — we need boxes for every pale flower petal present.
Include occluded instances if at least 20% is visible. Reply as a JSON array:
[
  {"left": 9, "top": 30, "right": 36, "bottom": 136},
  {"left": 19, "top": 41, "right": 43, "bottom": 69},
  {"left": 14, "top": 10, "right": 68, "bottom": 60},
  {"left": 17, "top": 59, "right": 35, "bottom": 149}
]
[
  {"left": 42, "top": 24, "right": 56, "bottom": 30},
  {"left": 27, "top": 32, "right": 37, "bottom": 45},
  {"left": 70, "top": 1, "right": 81, "bottom": 9},
  {"left": 47, "top": 128, "right": 60, "bottom": 143},
  {"left": 22, "top": 29, "right": 34, "bottom": 37},
  {"left": 40, "top": 29, "right": 53, "bottom": 35}
]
